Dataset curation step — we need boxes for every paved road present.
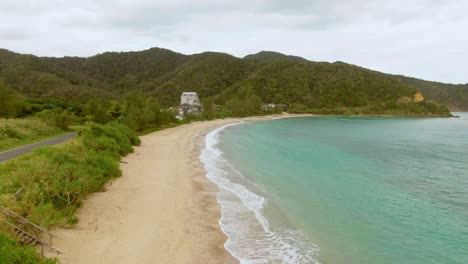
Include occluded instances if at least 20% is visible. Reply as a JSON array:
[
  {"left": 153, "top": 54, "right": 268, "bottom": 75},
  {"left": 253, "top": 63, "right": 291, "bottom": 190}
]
[{"left": 0, "top": 132, "right": 77, "bottom": 163}]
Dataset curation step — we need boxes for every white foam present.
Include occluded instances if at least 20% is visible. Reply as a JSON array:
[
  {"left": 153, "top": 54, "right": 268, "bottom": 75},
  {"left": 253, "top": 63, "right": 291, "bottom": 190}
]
[{"left": 200, "top": 122, "right": 321, "bottom": 264}]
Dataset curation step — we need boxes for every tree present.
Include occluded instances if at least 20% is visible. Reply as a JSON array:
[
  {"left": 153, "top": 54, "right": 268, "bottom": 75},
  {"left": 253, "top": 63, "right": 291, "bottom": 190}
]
[
  {"left": 0, "top": 80, "right": 19, "bottom": 117},
  {"left": 121, "top": 92, "right": 167, "bottom": 131},
  {"left": 84, "top": 99, "right": 111, "bottom": 124}
]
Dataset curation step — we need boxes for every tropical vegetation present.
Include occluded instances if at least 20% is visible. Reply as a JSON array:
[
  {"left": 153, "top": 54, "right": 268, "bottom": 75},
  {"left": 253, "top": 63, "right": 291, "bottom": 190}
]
[
  {"left": 0, "top": 46, "right": 465, "bottom": 262},
  {"left": 1, "top": 47, "right": 466, "bottom": 121},
  {"left": 0, "top": 122, "right": 140, "bottom": 263}
]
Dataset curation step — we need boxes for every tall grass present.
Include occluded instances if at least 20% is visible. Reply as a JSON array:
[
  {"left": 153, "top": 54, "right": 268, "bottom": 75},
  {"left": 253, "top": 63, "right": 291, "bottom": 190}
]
[
  {"left": 0, "top": 122, "right": 140, "bottom": 226},
  {"left": 0, "top": 118, "right": 63, "bottom": 151},
  {"left": 0, "top": 122, "right": 140, "bottom": 262},
  {"left": 0, "top": 233, "right": 56, "bottom": 264}
]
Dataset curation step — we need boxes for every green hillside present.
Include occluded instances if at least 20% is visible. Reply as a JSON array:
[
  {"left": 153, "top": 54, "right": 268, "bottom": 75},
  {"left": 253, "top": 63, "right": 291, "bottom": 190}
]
[
  {"left": 1, "top": 47, "right": 466, "bottom": 117},
  {"left": 392, "top": 75, "right": 468, "bottom": 111}
]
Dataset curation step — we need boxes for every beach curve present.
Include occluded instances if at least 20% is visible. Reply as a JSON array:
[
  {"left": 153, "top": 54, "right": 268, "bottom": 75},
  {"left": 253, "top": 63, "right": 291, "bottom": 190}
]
[{"left": 48, "top": 114, "right": 312, "bottom": 264}]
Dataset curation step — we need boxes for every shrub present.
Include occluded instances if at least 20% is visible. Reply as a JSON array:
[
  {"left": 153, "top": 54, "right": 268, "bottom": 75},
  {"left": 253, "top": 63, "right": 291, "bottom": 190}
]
[
  {"left": 0, "top": 122, "right": 140, "bottom": 228},
  {"left": 0, "top": 118, "right": 63, "bottom": 150},
  {"left": 0, "top": 233, "right": 56, "bottom": 264},
  {"left": 288, "top": 101, "right": 452, "bottom": 117},
  {"left": 121, "top": 92, "right": 176, "bottom": 131},
  {"left": 79, "top": 122, "right": 140, "bottom": 155},
  {"left": 35, "top": 109, "right": 77, "bottom": 130},
  {"left": 0, "top": 81, "right": 19, "bottom": 118}
]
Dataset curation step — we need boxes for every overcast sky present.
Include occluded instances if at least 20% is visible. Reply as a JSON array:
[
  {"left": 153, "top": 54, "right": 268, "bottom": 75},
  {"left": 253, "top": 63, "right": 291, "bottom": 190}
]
[{"left": 1, "top": 0, "right": 467, "bottom": 84}]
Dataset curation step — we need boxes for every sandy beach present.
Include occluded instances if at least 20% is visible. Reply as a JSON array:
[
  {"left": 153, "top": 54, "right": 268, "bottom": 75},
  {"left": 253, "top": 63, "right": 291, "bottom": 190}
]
[{"left": 49, "top": 114, "right": 310, "bottom": 264}]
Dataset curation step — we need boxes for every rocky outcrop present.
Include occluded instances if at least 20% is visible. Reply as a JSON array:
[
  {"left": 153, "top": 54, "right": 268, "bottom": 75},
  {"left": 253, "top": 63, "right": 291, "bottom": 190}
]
[{"left": 414, "top": 92, "right": 425, "bottom": 103}]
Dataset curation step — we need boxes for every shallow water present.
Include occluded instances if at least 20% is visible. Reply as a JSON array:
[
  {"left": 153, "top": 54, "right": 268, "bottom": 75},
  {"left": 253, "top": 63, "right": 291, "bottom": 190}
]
[{"left": 201, "top": 113, "right": 468, "bottom": 264}]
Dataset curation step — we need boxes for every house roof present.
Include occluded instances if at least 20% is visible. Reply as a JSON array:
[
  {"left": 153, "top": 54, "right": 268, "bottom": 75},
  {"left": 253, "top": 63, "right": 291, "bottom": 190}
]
[{"left": 180, "top": 92, "right": 201, "bottom": 106}]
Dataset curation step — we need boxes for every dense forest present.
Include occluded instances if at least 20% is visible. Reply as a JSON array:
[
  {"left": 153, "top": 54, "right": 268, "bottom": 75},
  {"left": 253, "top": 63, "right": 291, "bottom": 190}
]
[{"left": 1, "top": 47, "right": 467, "bottom": 120}]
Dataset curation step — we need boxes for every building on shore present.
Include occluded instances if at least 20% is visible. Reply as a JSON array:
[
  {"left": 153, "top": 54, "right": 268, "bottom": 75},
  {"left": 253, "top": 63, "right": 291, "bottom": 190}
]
[
  {"left": 178, "top": 92, "right": 203, "bottom": 118},
  {"left": 261, "top": 103, "right": 288, "bottom": 112}
]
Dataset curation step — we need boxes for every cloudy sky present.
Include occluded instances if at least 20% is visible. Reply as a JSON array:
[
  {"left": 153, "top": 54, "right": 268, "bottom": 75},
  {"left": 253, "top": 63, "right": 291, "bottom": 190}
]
[{"left": 1, "top": 0, "right": 467, "bottom": 83}]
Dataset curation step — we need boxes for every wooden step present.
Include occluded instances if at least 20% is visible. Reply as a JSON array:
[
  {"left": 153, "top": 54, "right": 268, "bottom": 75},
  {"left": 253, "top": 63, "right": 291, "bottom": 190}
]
[{"left": 1, "top": 218, "right": 63, "bottom": 255}]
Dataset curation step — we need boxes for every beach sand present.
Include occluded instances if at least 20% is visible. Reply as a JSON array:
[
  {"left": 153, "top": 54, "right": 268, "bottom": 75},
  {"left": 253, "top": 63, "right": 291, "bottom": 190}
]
[{"left": 49, "top": 114, "right": 311, "bottom": 264}]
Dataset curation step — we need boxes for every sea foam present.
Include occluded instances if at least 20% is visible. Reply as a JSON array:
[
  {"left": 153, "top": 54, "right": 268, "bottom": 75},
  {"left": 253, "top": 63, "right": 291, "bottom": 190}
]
[{"left": 200, "top": 123, "right": 320, "bottom": 264}]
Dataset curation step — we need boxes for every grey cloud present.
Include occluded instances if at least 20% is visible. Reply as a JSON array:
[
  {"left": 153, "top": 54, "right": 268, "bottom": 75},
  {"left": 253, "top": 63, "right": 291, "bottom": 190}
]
[{"left": 0, "top": 31, "right": 35, "bottom": 41}]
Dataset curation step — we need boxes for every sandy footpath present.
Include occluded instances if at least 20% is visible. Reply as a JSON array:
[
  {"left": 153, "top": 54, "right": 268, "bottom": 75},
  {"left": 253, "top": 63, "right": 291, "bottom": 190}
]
[{"left": 49, "top": 114, "right": 311, "bottom": 264}]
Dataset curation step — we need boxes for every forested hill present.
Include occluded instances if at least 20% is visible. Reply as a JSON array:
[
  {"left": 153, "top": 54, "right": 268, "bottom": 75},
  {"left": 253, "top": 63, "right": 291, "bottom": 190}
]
[
  {"left": 391, "top": 75, "right": 468, "bottom": 111},
  {"left": 1, "top": 47, "right": 467, "bottom": 115}
]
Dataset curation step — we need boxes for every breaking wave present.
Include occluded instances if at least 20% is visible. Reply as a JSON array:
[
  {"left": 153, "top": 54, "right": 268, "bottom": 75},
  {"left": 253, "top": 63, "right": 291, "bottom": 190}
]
[{"left": 200, "top": 123, "right": 320, "bottom": 264}]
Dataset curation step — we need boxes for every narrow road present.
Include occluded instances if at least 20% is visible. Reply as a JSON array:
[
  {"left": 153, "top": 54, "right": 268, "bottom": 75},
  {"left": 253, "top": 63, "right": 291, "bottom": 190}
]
[{"left": 0, "top": 132, "right": 77, "bottom": 163}]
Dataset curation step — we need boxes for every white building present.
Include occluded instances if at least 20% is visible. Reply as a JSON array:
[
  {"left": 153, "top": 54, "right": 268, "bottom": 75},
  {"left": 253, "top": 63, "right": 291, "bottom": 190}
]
[
  {"left": 261, "top": 103, "right": 288, "bottom": 112},
  {"left": 179, "top": 92, "right": 203, "bottom": 118}
]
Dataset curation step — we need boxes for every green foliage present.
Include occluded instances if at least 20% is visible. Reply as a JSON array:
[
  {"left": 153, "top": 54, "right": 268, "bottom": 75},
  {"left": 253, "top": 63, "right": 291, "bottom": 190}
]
[
  {"left": 0, "top": 122, "right": 140, "bottom": 227},
  {"left": 393, "top": 76, "right": 468, "bottom": 111},
  {"left": 79, "top": 122, "right": 141, "bottom": 155},
  {"left": 153, "top": 52, "right": 246, "bottom": 106},
  {"left": 224, "top": 85, "right": 263, "bottom": 116},
  {"left": 121, "top": 92, "right": 175, "bottom": 131},
  {"left": 0, "top": 118, "right": 64, "bottom": 150},
  {"left": 1, "top": 47, "right": 464, "bottom": 116},
  {"left": 0, "top": 233, "right": 56, "bottom": 264},
  {"left": 224, "top": 60, "right": 416, "bottom": 110},
  {"left": 16, "top": 98, "right": 83, "bottom": 118},
  {"left": 365, "top": 101, "right": 452, "bottom": 116},
  {"left": 34, "top": 109, "right": 77, "bottom": 130},
  {"left": 289, "top": 100, "right": 453, "bottom": 117},
  {"left": 0, "top": 80, "right": 19, "bottom": 117},
  {"left": 84, "top": 99, "right": 112, "bottom": 124}
]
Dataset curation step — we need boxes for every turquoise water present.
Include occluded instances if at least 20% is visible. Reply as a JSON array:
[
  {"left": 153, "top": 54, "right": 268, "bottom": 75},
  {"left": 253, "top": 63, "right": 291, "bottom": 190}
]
[{"left": 204, "top": 113, "right": 468, "bottom": 264}]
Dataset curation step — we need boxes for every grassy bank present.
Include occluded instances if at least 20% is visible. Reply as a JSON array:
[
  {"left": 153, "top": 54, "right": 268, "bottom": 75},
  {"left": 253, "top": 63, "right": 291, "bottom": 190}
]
[
  {"left": 0, "top": 118, "right": 67, "bottom": 152},
  {"left": 0, "top": 122, "right": 140, "bottom": 263},
  {"left": 0, "top": 233, "right": 56, "bottom": 264}
]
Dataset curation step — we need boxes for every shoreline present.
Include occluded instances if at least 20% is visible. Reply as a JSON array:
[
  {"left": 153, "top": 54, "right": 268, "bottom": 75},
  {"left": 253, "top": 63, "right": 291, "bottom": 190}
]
[
  {"left": 48, "top": 113, "right": 312, "bottom": 264},
  {"left": 200, "top": 116, "right": 321, "bottom": 263}
]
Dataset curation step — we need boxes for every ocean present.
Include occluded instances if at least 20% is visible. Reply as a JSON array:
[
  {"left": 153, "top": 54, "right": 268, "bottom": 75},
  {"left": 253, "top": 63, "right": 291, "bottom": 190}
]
[{"left": 200, "top": 113, "right": 468, "bottom": 264}]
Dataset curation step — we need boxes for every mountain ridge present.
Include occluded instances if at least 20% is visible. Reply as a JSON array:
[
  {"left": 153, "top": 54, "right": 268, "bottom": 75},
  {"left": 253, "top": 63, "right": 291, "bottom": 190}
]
[{"left": 1, "top": 47, "right": 467, "bottom": 111}]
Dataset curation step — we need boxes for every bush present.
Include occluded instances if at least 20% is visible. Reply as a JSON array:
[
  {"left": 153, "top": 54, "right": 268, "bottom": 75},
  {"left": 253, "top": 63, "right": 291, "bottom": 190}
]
[
  {"left": 16, "top": 99, "right": 84, "bottom": 118},
  {"left": 0, "top": 122, "right": 140, "bottom": 227},
  {"left": 121, "top": 92, "right": 176, "bottom": 131},
  {"left": 289, "top": 100, "right": 453, "bottom": 117},
  {"left": 79, "top": 122, "right": 140, "bottom": 154},
  {"left": 0, "top": 233, "right": 56, "bottom": 264},
  {"left": 35, "top": 109, "right": 77, "bottom": 130},
  {"left": 0, "top": 81, "right": 19, "bottom": 118},
  {"left": 0, "top": 118, "right": 64, "bottom": 150}
]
